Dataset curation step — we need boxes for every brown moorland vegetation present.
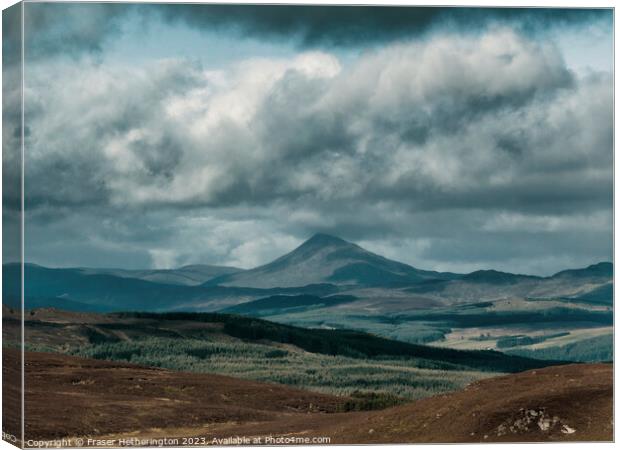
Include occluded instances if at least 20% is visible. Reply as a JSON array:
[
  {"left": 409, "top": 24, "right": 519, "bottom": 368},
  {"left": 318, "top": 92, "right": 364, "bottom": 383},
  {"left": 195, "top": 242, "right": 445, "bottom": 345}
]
[{"left": 3, "top": 349, "right": 612, "bottom": 446}]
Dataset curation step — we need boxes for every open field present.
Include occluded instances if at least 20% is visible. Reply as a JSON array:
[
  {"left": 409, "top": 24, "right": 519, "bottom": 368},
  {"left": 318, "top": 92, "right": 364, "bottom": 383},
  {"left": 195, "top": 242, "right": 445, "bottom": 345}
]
[
  {"left": 505, "top": 334, "right": 613, "bottom": 363},
  {"left": 4, "top": 350, "right": 612, "bottom": 445},
  {"left": 436, "top": 325, "right": 612, "bottom": 350},
  {"left": 265, "top": 299, "right": 613, "bottom": 361}
]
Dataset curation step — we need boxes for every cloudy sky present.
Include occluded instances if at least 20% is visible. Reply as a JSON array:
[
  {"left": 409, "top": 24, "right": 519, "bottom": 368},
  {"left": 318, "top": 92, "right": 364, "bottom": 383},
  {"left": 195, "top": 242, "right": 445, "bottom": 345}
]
[{"left": 3, "top": 4, "right": 613, "bottom": 275}]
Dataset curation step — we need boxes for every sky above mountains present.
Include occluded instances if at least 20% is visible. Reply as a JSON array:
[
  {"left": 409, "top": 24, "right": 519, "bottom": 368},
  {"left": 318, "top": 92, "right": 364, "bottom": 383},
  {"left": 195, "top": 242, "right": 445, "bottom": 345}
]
[{"left": 2, "top": 4, "right": 613, "bottom": 275}]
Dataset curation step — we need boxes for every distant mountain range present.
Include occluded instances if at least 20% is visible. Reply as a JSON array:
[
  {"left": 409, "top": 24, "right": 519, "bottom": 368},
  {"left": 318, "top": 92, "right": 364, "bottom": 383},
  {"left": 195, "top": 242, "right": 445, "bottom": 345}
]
[
  {"left": 207, "top": 233, "right": 459, "bottom": 288},
  {"left": 2, "top": 233, "right": 613, "bottom": 313},
  {"left": 77, "top": 264, "right": 243, "bottom": 286}
]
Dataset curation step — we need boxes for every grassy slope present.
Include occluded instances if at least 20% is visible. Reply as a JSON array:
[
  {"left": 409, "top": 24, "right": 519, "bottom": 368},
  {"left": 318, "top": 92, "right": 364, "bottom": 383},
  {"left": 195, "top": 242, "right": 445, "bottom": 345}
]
[
  {"left": 69, "top": 336, "right": 489, "bottom": 402},
  {"left": 6, "top": 309, "right": 567, "bottom": 405}
]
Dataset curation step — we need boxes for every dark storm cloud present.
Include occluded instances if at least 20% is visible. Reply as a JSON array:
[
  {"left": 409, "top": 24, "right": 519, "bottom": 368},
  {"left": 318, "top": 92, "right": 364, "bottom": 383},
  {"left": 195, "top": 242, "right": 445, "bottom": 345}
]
[
  {"left": 3, "top": 2, "right": 21, "bottom": 66},
  {"left": 3, "top": 3, "right": 23, "bottom": 219},
  {"left": 23, "top": 3, "right": 130, "bottom": 59},
  {"left": 16, "top": 4, "right": 612, "bottom": 59},
  {"left": 2, "top": 3, "right": 23, "bottom": 263},
  {"left": 155, "top": 5, "right": 611, "bottom": 47}
]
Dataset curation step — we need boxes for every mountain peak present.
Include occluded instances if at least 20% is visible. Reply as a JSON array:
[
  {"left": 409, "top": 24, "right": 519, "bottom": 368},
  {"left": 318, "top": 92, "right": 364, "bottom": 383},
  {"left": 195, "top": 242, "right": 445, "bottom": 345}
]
[
  {"left": 209, "top": 229, "right": 458, "bottom": 289},
  {"left": 303, "top": 233, "right": 350, "bottom": 247}
]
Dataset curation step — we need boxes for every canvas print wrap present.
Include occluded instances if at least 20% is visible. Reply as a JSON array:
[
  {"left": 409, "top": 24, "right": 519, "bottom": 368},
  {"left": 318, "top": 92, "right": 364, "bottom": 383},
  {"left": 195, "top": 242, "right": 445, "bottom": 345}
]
[{"left": 1, "top": 3, "right": 614, "bottom": 447}]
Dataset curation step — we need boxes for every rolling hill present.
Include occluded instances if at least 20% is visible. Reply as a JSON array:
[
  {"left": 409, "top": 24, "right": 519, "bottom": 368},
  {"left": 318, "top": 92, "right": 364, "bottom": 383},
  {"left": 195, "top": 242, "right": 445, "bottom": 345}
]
[
  {"left": 221, "top": 293, "right": 358, "bottom": 316},
  {"left": 3, "top": 348, "right": 345, "bottom": 442},
  {"left": 5, "top": 308, "right": 560, "bottom": 374},
  {"left": 2, "top": 263, "right": 339, "bottom": 312},
  {"left": 323, "top": 363, "right": 613, "bottom": 443},
  {"left": 462, "top": 270, "right": 540, "bottom": 285},
  {"left": 76, "top": 264, "right": 243, "bottom": 286},
  {"left": 551, "top": 262, "right": 613, "bottom": 280}
]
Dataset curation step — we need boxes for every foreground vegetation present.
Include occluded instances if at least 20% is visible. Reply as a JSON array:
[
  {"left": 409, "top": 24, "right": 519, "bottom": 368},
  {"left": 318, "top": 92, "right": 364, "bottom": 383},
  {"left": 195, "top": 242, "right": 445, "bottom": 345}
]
[{"left": 67, "top": 335, "right": 490, "bottom": 403}]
